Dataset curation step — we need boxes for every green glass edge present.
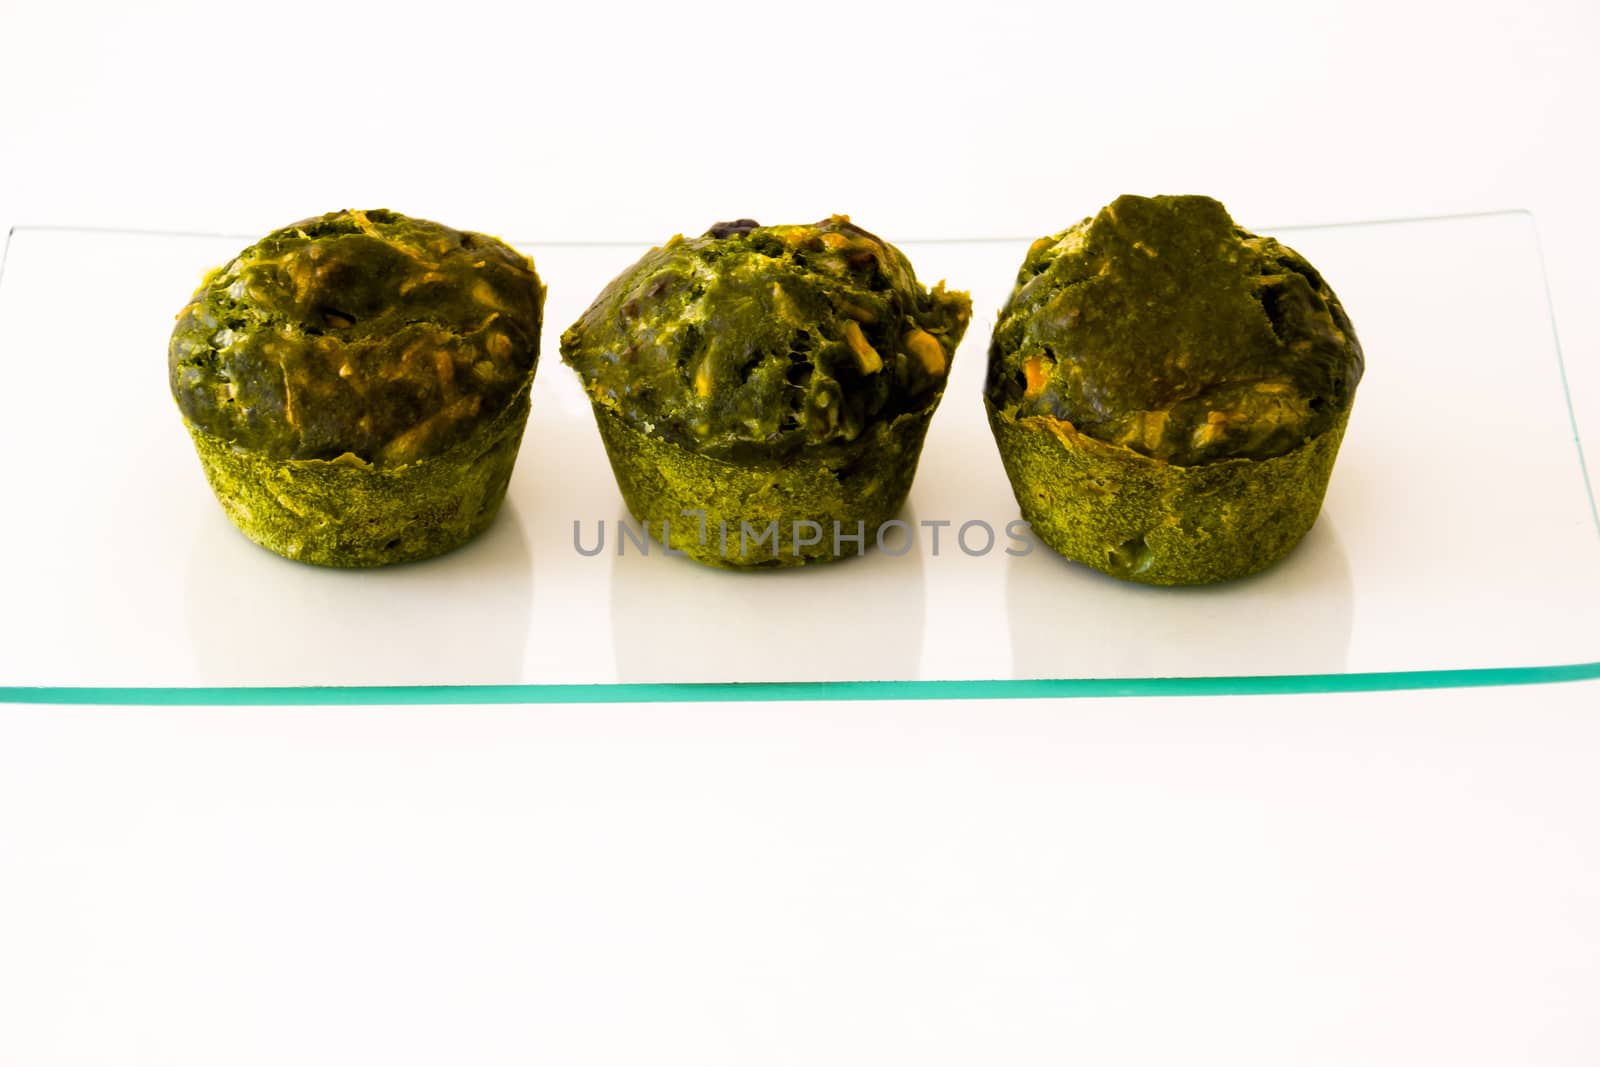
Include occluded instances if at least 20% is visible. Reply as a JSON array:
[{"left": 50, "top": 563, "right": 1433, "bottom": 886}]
[
  {"left": 3, "top": 212, "right": 1597, "bottom": 706},
  {"left": 3, "top": 663, "right": 1600, "bottom": 705}
]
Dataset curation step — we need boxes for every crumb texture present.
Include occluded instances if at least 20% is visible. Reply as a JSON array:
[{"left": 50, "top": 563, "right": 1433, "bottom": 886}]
[
  {"left": 561, "top": 215, "right": 970, "bottom": 466},
  {"left": 170, "top": 208, "right": 544, "bottom": 466},
  {"left": 985, "top": 194, "right": 1363, "bottom": 467}
]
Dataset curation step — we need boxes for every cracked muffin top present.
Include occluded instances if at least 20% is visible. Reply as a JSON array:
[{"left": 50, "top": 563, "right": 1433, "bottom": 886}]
[
  {"left": 984, "top": 194, "right": 1364, "bottom": 466},
  {"left": 169, "top": 209, "right": 544, "bottom": 466},
  {"left": 560, "top": 215, "right": 971, "bottom": 464}
]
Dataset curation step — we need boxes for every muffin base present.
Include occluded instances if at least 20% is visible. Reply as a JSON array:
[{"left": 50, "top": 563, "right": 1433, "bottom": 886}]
[
  {"left": 592, "top": 406, "right": 935, "bottom": 568},
  {"left": 184, "top": 389, "right": 531, "bottom": 567},
  {"left": 986, "top": 398, "right": 1352, "bottom": 585}
]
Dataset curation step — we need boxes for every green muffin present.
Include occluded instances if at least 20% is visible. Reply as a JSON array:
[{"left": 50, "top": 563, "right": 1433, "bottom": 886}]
[
  {"left": 561, "top": 216, "right": 971, "bottom": 568},
  {"left": 985, "top": 194, "right": 1364, "bottom": 585},
  {"left": 169, "top": 208, "right": 545, "bottom": 567}
]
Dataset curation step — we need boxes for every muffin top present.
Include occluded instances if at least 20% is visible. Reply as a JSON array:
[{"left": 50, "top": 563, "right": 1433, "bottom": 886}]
[
  {"left": 170, "top": 209, "right": 545, "bottom": 466},
  {"left": 985, "top": 195, "right": 1364, "bottom": 466},
  {"left": 560, "top": 216, "right": 971, "bottom": 463}
]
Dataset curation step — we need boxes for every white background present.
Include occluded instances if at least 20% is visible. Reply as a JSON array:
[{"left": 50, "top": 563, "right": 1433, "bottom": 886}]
[{"left": 3, "top": 1, "right": 1599, "bottom": 1064}]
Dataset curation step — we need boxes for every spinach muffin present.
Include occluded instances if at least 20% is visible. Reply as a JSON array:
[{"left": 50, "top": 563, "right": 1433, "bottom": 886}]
[
  {"left": 985, "top": 194, "right": 1363, "bottom": 585},
  {"left": 561, "top": 216, "right": 971, "bottom": 568},
  {"left": 169, "top": 208, "right": 545, "bottom": 567}
]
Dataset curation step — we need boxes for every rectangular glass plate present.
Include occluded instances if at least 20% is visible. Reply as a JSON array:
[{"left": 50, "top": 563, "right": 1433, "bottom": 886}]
[{"left": 2, "top": 213, "right": 1597, "bottom": 705}]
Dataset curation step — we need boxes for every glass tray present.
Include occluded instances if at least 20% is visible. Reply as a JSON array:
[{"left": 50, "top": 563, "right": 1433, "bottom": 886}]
[{"left": 1, "top": 212, "right": 1596, "bottom": 705}]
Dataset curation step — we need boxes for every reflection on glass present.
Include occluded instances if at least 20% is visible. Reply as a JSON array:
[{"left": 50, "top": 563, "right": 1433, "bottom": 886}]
[
  {"left": 1006, "top": 516, "right": 1352, "bottom": 679},
  {"left": 610, "top": 505, "right": 926, "bottom": 684},
  {"left": 186, "top": 506, "right": 533, "bottom": 686}
]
